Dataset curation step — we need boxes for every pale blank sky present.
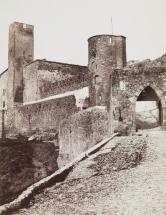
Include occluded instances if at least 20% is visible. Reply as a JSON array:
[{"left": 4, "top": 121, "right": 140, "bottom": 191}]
[{"left": 0, "top": 0, "right": 166, "bottom": 72}]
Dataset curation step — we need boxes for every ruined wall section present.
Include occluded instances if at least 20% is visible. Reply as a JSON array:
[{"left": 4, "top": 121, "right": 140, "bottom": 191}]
[
  {"left": 3, "top": 95, "right": 77, "bottom": 137},
  {"left": 58, "top": 106, "right": 109, "bottom": 167},
  {"left": 23, "top": 60, "right": 89, "bottom": 103},
  {"left": 110, "top": 66, "right": 166, "bottom": 132}
]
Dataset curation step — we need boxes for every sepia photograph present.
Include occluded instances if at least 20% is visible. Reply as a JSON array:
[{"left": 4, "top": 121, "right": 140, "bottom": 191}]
[{"left": 0, "top": 0, "right": 166, "bottom": 214}]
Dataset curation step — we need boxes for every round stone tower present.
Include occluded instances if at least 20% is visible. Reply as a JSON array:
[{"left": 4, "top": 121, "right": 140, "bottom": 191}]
[{"left": 88, "top": 35, "right": 126, "bottom": 107}]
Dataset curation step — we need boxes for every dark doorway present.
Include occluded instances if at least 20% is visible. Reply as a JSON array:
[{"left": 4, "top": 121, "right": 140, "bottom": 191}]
[{"left": 136, "top": 86, "right": 162, "bottom": 130}]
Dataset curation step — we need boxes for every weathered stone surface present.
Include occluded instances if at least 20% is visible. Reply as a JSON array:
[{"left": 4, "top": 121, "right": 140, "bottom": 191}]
[
  {"left": 23, "top": 60, "right": 89, "bottom": 103},
  {"left": 88, "top": 35, "right": 126, "bottom": 106},
  {"left": 7, "top": 22, "right": 34, "bottom": 107},
  {"left": 2, "top": 21, "right": 166, "bottom": 139},
  {"left": 58, "top": 106, "right": 109, "bottom": 167},
  {"left": 1, "top": 22, "right": 166, "bottom": 208},
  {"left": 9, "top": 135, "right": 148, "bottom": 215},
  {"left": 110, "top": 66, "right": 166, "bottom": 132},
  {"left": 0, "top": 139, "right": 59, "bottom": 205},
  {"left": 0, "top": 95, "right": 77, "bottom": 139}
]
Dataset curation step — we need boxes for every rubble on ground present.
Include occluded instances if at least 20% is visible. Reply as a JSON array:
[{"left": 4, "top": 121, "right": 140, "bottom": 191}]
[{"left": 11, "top": 135, "right": 148, "bottom": 215}]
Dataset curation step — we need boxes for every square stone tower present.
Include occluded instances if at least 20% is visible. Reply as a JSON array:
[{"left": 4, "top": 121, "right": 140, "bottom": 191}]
[{"left": 7, "top": 22, "right": 34, "bottom": 108}]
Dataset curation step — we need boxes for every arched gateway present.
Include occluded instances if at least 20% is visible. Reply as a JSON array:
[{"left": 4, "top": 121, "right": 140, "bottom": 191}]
[
  {"left": 136, "top": 86, "right": 162, "bottom": 130},
  {"left": 109, "top": 67, "right": 166, "bottom": 133},
  {"left": 88, "top": 34, "right": 166, "bottom": 134}
]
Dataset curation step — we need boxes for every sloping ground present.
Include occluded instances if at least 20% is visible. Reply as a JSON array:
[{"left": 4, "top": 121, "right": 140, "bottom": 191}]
[
  {"left": 10, "top": 135, "right": 153, "bottom": 215},
  {"left": 136, "top": 110, "right": 159, "bottom": 130},
  {"left": 151, "top": 54, "right": 166, "bottom": 66}
]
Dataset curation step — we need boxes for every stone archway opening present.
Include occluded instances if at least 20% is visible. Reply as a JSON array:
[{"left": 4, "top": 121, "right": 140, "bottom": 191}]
[{"left": 136, "top": 86, "right": 162, "bottom": 130}]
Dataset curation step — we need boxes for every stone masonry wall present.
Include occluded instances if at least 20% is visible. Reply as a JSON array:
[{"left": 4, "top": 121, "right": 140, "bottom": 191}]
[
  {"left": 58, "top": 106, "right": 109, "bottom": 167},
  {"left": 23, "top": 60, "right": 89, "bottom": 103},
  {"left": 2, "top": 95, "right": 77, "bottom": 137},
  {"left": 8, "top": 22, "right": 34, "bottom": 106},
  {"left": 110, "top": 66, "right": 166, "bottom": 132},
  {"left": 88, "top": 35, "right": 126, "bottom": 107},
  {"left": 23, "top": 61, "right": 38, "bottom": 103}
]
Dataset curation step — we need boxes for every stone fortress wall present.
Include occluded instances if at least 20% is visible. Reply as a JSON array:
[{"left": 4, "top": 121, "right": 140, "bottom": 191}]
[
  {"left": 5, "top": 95, "right": 77, "bottom": 137},
  {"left": 110, "top": 66, "right": 166, "bottom": 132},
  {"left": 23, "top": 60, "right": 89, "bottom": 104},
  {"left": 1, "top": 21, "right": 166, "bottom": 203},
  {"left": 1, "top": 21, "right": 166, "bottom": 166},
  {"left": 0, "top": 22, "right": 89, "bottom": 139}
]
